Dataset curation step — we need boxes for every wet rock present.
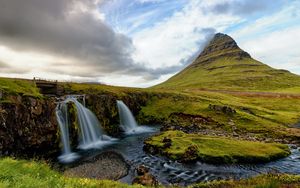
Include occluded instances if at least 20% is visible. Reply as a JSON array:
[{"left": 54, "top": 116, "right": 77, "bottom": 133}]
[
  {"left": 290, "top": 145, "right": 298, "bottom": 150},
  {"left": 136, "top": 165, "right": 149, "bottom": 176},
  {"left": 64, "top": 151, "right": 129, "bottom": 180},
  {"left": 133, "top": 166, "right": 158, "bottom": 186}
]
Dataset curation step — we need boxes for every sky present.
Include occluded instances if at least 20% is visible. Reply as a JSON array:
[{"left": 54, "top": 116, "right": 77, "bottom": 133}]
[{"left": 0, "top": 0, "right": 299, "bottom": 87}]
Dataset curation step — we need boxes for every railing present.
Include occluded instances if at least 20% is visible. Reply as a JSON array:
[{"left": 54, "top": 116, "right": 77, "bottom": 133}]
[{"left": 33, "top": 77, "right": 58, "bottom": 83}]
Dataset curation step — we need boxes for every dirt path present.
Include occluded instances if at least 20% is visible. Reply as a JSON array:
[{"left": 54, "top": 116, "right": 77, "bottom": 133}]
[{"left": 190, "top": 89, "right": 300, "bottom": 99}]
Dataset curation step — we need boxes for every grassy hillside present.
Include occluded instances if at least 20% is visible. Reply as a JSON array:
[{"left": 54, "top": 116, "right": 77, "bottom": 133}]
[
  {"left": 0, "top": 77, "right": 41, "bottom": 97},
  {"left": 155, "top": 56, "right": 300, "bottom": 91},
  {"left": 154, "top": 33, "right": 300, "bottom": 92}
]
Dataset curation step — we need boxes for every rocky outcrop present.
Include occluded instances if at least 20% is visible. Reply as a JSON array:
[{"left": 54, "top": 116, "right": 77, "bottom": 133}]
[
  {"left": 84, "top": 92, "right": 152, "bottom": 136},
  {"left": 132, "top": 165, "right": 158, "bottom": 186},
  {"left": 64, "top": 151, "right": 129, "bottom": 180},
  {"left": 0, "top": 95, "right": 59, "bottom": 157},
  {"left": 0, "top": 91, "right": 157, "bottom": 157},
  {"left": 208, "top": 104, "right": 236, "bottom": 115},
  {"left": 161, "top": 112, "right": 222, "bottom": 133},
  {"left": 191, "top": 33, "right": 251, "bottom": 66}
]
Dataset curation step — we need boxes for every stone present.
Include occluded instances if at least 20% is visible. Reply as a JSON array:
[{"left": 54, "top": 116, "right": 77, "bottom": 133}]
[
  {"left": 136, "top": 165, "right": 149, "bottom": 176},
  {"left": 180, "top": 145, "right": 199, "bottom": 162},
  {"left": 64, "top": 152, "right": 129, "bottom": 180},
  {"left": 162, "top": 137, "right": 172, "bottom": 148},
  {"left": 132, "top": 172, "right": 158, "bottom": 186},
  {"left": 209, "top": 104, "right": 236, "bottom": 115}
]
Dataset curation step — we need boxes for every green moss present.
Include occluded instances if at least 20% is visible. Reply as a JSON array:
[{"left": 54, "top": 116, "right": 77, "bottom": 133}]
[
  {"left": 0, "top": 158, "right": 144, "bottom": 188},
  {"left": 190, "top": 174, "right": 300, "bottom": 188},
  {"left": 145, "top": 131, "right": 290, "bottom": 164},
  {"left": 0, "top": 78, "right": 41, "bottom": 97}
]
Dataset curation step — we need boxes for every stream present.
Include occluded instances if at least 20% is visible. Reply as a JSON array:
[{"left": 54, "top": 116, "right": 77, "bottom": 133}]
[{"left": 71, "top": 126, "right": 300, "bottom": 186}]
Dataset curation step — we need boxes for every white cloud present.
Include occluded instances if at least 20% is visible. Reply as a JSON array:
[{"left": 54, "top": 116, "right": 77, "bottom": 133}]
[
  {"left": 230, "top": 1, "right": 300, "bottom": 75},
  {"left": 238, "top": 26, "right": 300, "bottom": 74},
  {"left": 131, "top": 0, "right": 240, "bottom": 69}
]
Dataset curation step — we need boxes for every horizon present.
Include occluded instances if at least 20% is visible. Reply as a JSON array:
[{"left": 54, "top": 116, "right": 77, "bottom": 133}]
[{"left": 0, "top": 0, "right": 299, "bottom": 88}]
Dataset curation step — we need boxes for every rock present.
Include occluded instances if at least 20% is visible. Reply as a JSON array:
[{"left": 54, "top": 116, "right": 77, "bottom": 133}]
[
  {"left": 290, "top": 145, "right": 298, "bottom": 150},
  {"left": 180, "top": 145, "right": 199, "bottom": 162},
  {"left": 136, "top": 165, "right": 149, "bottom": 176},
  {"left": 64, "top": 151, "right": 129, "bottom": 180},
  {"left": 209, "top": 104, "right": 236, "bottom": 115},
  {"left": 132, "top": 172, "right": 158, "bottom": 186},
  {"left": 162, "top": 137, "right": 172, "bottom": 148}
]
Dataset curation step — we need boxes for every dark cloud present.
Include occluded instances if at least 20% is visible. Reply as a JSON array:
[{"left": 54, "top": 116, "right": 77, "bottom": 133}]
[
  {"left": 210, "top": 0, "right": 283, "bottom": 16},
  {"left": 0, "top": 0, "right": 148, "bottom": 77},
  {"left": 0, "top": 0, "right": 219, "bottom": 81}
]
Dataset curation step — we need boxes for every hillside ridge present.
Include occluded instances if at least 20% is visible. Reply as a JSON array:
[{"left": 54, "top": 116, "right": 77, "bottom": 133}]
[{"left": 154, "top": 33, "right": 300, "bottom": 91}]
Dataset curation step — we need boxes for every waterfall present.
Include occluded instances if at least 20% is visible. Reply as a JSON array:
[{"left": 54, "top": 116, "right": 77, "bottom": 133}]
[
  {"left": 56, "top": 96, "right": 115, "bottom": 163},
  {"left": 55, "top": 102, "right": 79, "bottom": 163},
  {"left": 117, "top": 100, "right": 154, "bottom": 134},
  {"left": 117, "top": 100, "right": 138, "bottom": 132}
]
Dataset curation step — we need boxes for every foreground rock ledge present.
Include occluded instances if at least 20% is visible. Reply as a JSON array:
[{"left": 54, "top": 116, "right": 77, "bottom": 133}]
[
  {"left": 144, "top": 131, "right": 291, "bottom": 164},
  {"left": 64, "top": 151, "right": 129, "bottom": 180}
]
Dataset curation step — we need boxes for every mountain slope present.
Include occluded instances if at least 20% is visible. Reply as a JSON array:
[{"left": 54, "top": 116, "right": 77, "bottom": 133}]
[{"left": 154, "top": 33, "right": 300, "bottom": 91}]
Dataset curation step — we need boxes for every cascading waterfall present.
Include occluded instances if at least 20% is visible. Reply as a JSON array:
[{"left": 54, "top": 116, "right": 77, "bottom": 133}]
[
  {"left": 117, "top": 100, "right": 138, "bottom": 132},
  {"left": 56, "top": 95, "right": 115, "bottom": 163},
  {"left": 117, "top": 100, "right": 154, "bottom": 134}
]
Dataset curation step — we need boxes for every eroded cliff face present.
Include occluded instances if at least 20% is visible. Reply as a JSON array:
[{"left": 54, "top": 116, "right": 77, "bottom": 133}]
[
  {"left": 85, "top": 92, "right": 152, "bottom": 136},
  {"left": 0, "top": 95, "right": 59, "bottom": 158},
  {"left": 0, "top": 91, "right": 157, "bottom": 157}
]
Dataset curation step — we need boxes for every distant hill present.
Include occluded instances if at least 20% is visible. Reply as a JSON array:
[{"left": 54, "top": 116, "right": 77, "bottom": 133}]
[{"left": 154, "top": 33, "right": 300, "bottom": 91}]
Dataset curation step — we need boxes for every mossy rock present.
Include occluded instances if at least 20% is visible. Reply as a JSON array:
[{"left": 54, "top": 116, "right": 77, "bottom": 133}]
[{"left": 144, "top": 131, "right": 291, "bottom": 164}]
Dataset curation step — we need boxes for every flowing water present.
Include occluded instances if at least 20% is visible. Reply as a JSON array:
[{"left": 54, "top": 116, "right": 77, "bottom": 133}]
[
  {"left": 56, "top": 96, "right": 116, "bottom": 163},
  {"left": 96, "top": 129, "right": 300, "bottom": 186},
  {"left": 57, "top": 99, "right": 300, "bottom": 185},
  {"left": 116, "top": 100, "right": 155, "bottom": 134}
]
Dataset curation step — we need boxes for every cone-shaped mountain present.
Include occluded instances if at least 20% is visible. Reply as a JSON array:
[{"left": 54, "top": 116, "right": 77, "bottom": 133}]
[{"left": 155, "top": 33, "right": 300, "bottom": 91}]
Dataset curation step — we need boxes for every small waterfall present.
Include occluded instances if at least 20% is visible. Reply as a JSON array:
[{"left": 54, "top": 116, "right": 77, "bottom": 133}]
[
  {"left": 55, "top": 102, "right": 79, "bottom": 163},
  {"left": 117, "top": 100, "right": 138, "bottom": 132},
  {"left": 56, "top": 96, "right": 115, "bottom": 163},
  {"left": 117, "top": 100, "right": 154, "bottom": 134}
]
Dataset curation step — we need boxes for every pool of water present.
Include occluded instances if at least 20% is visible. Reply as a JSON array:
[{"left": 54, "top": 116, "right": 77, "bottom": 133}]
[{"left": 69, "top": 126, "right": 300, "bottom": 186}]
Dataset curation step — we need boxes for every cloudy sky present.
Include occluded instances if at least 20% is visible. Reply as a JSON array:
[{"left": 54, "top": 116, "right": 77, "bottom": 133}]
[{"left": 0, "top": 0, "right": 299, "bottom": 87}]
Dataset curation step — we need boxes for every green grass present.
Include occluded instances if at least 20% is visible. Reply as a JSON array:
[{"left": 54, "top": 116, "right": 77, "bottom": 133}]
[
  {"left": 0, "top": 158, "right": 144, "bottom": 188},
  {"left": 0, "top": 77, "right": 41, "bottom": 97},
  {"left": 154, "top": 57, "right": 300, "bottom": 92},
  {"left": 145, "top": 131, "right": 290, "bottom": 164},
  {"left": 190, "top": 174, "right": 300, "bottom": 188},
  {"left": 139, "top": 89, "right": 300, "bottom": 139}
]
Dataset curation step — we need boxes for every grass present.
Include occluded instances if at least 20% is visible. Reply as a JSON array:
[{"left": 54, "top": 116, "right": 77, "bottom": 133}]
[
  {"left": 138, "top": 89, "right": 300, "bottom": 139},
  {"left": 145, "top": 131, "right": 290, "bottom": 164},
  {"left": 190, "top": 174, "right": 300, "bottom": 188},
  {"left": 154, "top": 57, "right": 300, "bottom": 92},
  {"left": 0, "top": 158, "right": 144, "bottom": 188},
  {"left": 0, "top": 77, "right": 41, "bottom": 98},
  {"left": 1, "top": 157, "right": 300, "bottom": 188}
]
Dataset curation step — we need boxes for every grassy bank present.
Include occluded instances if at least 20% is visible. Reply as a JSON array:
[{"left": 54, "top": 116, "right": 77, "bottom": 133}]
[
  {"left": 144, "top": 131, "right": 290, "bottom": 164},
  {"left": 1, "top": 157, "right": 299, "bottom": 188},
  {"left": 0, "top": 158, "right": 143, "bottom": 188},
  {"left": 190, "top": 174, "right": 300, "bottom": 188}
]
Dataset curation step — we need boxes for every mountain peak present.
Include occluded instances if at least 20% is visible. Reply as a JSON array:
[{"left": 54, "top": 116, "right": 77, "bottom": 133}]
[{"left": 192, "top": 33, "right": 251, "bottom": 65}]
